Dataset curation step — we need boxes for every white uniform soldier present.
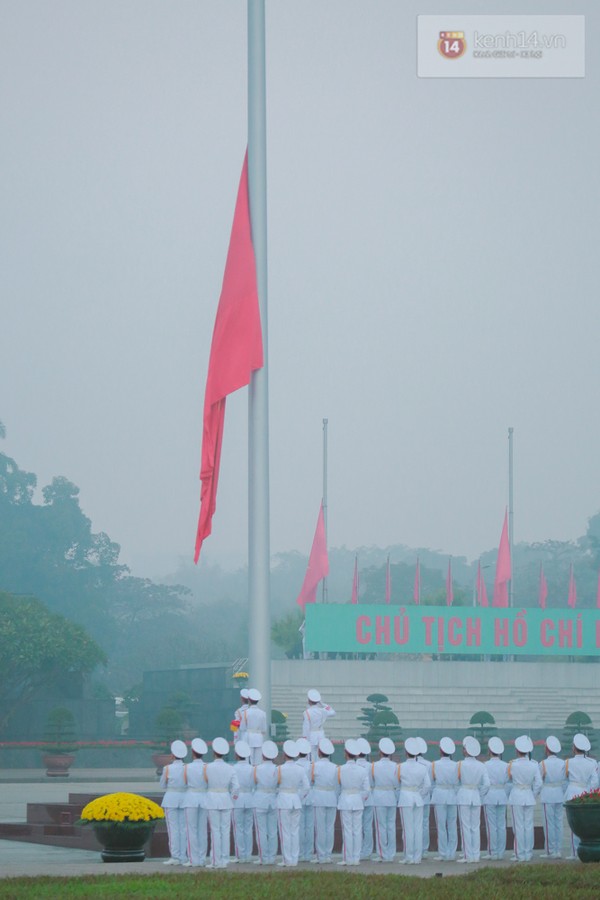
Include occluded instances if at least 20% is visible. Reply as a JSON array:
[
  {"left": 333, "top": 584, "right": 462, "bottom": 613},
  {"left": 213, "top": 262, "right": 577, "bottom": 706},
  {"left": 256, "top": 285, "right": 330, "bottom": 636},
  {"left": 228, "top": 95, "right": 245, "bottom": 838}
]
[
  {"left": 252, "top": 740, "right": 279, "bottom": 865},
  {"left": 160, "top": 739, "right": 189, "bottom": 865},
  {"left": 456, "top": 736, "right": 489, "bottom": 864},
  {"left": 431, "top": 737, "right": 459, "bottom": 862},
  {"left": 245, "top": 688, "right": 268, "bottom": 765},
  {"left": 356, "top": 737, "right": 375, "bottom": 859},
  {"left": 539, "top": 735, "right": 566, "bottom": 859},
  {"left": 204, "top": 737, "right": 239, "bottom": 869},
  {"left": 276, "top": 740, "right": 310, "bottom": 867},
  {"left": 416, "top": 737, "right": 433, "bottom": 856},
  {"left": 337, "top": 739, "right": 370, "bottom": 866},
  {"left": 181, "top": 737, "right": 208, "bottom": 867},
  {"left": 565, "top": 733, "right": 599, "bottom": 859},
  {"left": 295, "top": 737, "right": 314, "bottom": 862},
  {"left": 397, "top": 737, "right": 431, "bottom": 865},
  {"left": 232, "top": 740, "right": 255, "bottom": 863},
  {"left": 234, "top": 688, "right": 250, "bottom": 745},
  {"left": 372, "top": 737, "right": 399, "bottom": 862},
  {"left": 303, "top": 689, "right": 336, "bottom": 762},
  {"left": 507, "top": 735, "right": 542, "bottom": 862},
  {"left": 482, "top": 736, "right": 509, "bottom": 861},
  {"left": 310, "top": 737, "right": 339, "bottom": 863}
]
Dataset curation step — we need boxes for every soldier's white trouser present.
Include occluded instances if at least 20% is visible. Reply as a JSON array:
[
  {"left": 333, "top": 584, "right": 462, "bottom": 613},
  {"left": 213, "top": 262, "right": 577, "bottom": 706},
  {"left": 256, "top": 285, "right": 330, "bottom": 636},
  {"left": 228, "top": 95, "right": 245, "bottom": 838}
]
[
  {"left": 299, "top": 805, "right": 314, "bottom": 860},
  {"left": 232, "top": 808, "right": 254, "bottom": 861},
  {"left": 250, "top": 746, "right": 263, "bottom": 765},
  {"left": 483, "top": 805, "right": 506, "bottom": 859},
  {"left": 208, "top": 809, "right": 231, "bottom": 867},
  {"left": 164, "top": 808, "right": 188, "bottom": 863},
  {"left": 278, "top": 808, "right": 301, "bottom": 866},
  {"left": 254, "top": 809, "right": 278, "bottom": 863},
  {"left": 398, "top": 806, "right": 424, "bottom": 863},
  {"left": 184, "top": 807, "right": 207, "bottom": 865},
  {"left": 434, "top": 804, "right": 457, "bottom": 860},
  {"left": 374, "top": 806, "right": 397, "bottom": 860},
  {"left": 360, "top": 805, "right": 374, "bottom": 858},
  {"left": 422, "top": 804, "right": 431, "bottom": 852},
  {"left": 458, "top": 806, "right": 481, "bottom": 862},
  {"left": 314, "top": 807, "right": 336, "bottom": 860},
  {"left": 340, "top": 810, "right": 362, "bottom": 864},
  {"left": 542, "top": 802, "right": 563, "bottom": 857},
  {"left": 511, "top": 806, "right": 534, "bottom": 861}
]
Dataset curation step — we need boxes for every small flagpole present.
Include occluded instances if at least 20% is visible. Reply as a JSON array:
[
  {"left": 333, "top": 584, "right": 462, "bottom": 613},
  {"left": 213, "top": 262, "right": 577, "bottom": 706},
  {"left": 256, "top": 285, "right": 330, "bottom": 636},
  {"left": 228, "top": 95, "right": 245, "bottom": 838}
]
[
  {"left": 247, "top": 0, "right": 271, "bottom": 721},
  {"left": 508, "top": 426, "right": 514, "bottom": 607},
  {"left": 322, "top": 417, "right": 328, "bottom": 603}
]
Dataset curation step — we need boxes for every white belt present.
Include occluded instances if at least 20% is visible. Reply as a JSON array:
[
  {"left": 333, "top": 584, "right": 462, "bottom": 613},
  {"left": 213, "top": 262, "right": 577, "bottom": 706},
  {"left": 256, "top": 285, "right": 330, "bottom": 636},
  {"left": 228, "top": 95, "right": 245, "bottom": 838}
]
[
  {"left": 375, "top": 785, "right": 396, "bottom": 790},
  {"left": 435, "top": 784, "right": 456, "bottom": 790},
  {"left": 514, "top": 784, "right": 532, "bottom": 790},
  {"left": 188, "top": 787, "right": 206, "bottom": 793},
  {"left": 341, "top": 788, "right": 361, "bottom": 794},
  {"left": 314, "top": 785, "right": 335, "bottom": 791},
  {"left": 278, "top": 788, "right": 298, "bottom": 793},
  {"left": 208, "top": 788, "right": 230, "bottom": 793},
  {"left": 489, "top": 784, "right": 506, "bottom": 789},
  {"left": 460, "top": 784, "right": 478, "bottom": 790},
  {"left": 257, "top": 787, "right": 276, "bottom": 793},
  {"left": 166, "top": 787, "right": 186, "bottom": 792},
  {"left": 401, "top": 786, "right": 419, "bottom": 792},
  {"left": 570, "top": 781, "right": 587, "bottom": 788},
  {"left": 237, "top": 788, "right": 251, "bottom": 793},
  {"left": 544, "top": 782, "right": 564, "bottom": 787}
]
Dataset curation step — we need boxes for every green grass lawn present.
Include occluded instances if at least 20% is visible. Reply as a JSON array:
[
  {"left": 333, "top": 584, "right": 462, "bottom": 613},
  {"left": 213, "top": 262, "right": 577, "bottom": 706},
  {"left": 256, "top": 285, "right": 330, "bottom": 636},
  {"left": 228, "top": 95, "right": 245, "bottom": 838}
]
[{"left": 0, "top": 867, "right": 599, "bottom": 900}]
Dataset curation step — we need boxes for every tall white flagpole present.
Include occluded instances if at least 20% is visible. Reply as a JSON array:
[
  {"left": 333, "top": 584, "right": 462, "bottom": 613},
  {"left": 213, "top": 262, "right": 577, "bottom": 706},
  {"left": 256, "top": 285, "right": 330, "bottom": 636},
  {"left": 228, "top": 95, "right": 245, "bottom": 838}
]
[
  {"left": 322, "top": 417, "right": 328, "bottom": 603},
  {"left": 247, "top": 0, "right": 271, "bottom": 722}
]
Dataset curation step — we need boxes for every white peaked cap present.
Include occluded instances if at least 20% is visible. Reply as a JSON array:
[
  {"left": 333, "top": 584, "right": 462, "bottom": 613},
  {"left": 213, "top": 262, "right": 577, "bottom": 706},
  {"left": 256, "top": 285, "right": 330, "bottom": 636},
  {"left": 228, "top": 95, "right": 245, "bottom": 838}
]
[
  {"left": 240, "top": 688, "right": 249, "bottom": 699},
  {"left": 404, "top": 737, "right": 420, "bottom": 757},
  {"left": 357, "top": 738, "right": 371, "bottom": 756},
  {"left": 262, "top": 741, "right": 278, "bottom": 760},
  {"left": 345, "top": 738, "right": 359, "bottom": 757},
  {"left": 191, "top": 738, "right": 208, "bottom": 756},
  {"left": 515, "top": 735, "right": 533, "bottom": 754},
  {"left": 379, "top": 737, "right": 395, "bottom": 756},
  {"left": 546, "top": 735, "right": 561, "bottom": 754},
  {"left": 488, "top": 737, "right": 504, "bottom": 756},
  {"left": 296, "top": 737, "right": 311, "bottom": 755},
  {"left": 235, "top": 740, "right": 251, "bottom": 759},
  {"left": 170, "top": 740, "right": 187, "bottom": 759},
  {"left": 212, "top": 737, "right": 230, "bottom": 756},
  {"left": 248, "top": 688, "right": 262, "bottom": 702},
  {"left": 416, "top": 737, "right": 428, "bottom": 756},
  {"left": 283, "top": 740, "right": 299, "bottom": 758},
  {"left": 440, "top": 737, "right": 456, "bottom": 756},
  {"left": 574, "top": 733, "right": 591, "bottom": 752},
  {"left": 463, "top": 736, "right": 481, "bottom": 758},
  {"left": 319, "top": 738, "right": 334, "bottom": 756},
  {"left": 307, "top": 689, "right": 321, "bottom": 702}
]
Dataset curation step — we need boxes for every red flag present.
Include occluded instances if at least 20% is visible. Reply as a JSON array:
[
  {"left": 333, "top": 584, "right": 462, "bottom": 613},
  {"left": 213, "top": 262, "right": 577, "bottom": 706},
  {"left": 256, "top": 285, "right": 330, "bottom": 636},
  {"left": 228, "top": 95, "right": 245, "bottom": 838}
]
[
  {"left": 539, "top": 563, "right": 548, "bottom": 610},
  {"left": 385, "top": 555, "right": 391, "bottom": 604},
  {"left": 476, "top": 560, "right": 489, "bottom": 607},
  {"left": 597, "top": 570, "right": 600, "bottom": 610},
  {"left": 295, "top": 502, "right": 329, "bottom": 611},
  {"left": 351, "top": 556, "right": 359, "bottom": 605},
  {"left": 492, "top": 510, "right": 511, "bottom": 607},
  {"left": 567, "top": 563, "right": 577, "bottom": 609},
  {"left": 413, "top": 558, "right": 420, "bottom": 605},
  {"left": 446, "top": 558, "right": 453, "bottom": 607},
  {"left": 194, "top": 154, "right": 264, "bottom": 562}
]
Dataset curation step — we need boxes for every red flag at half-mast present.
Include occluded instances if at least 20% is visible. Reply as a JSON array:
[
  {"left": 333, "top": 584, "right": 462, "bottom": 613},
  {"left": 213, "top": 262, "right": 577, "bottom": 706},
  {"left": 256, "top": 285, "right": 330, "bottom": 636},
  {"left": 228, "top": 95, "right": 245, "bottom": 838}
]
[
  {"left": 385, "top": 555, "right": 391, "bottom": 604},
  {"left": 194, "top": 153, "right": 264, "bottom": 563},
  {"left": 351, "top": 556, "right": 359, "bottom": 605},
  {"left": 446, "top": 558, "right": 453, "bottom": 607},
  {"left": 476, "top": 560, "right": 489, "bottom": 607},
  {"left": 295, "top": 502, "right": 329, "bottom": 611},
  {"left": 413, "top": 557, "right": 420, "bottom": 605},
  {"left": 492, "top": 510, "right": 511, "bottom": 607},
  {"left": 567, "top": 563, "right": 577, "bottom": 609},
  {"left": 539, "top": 563, "right": 548, "bottom": 610}
]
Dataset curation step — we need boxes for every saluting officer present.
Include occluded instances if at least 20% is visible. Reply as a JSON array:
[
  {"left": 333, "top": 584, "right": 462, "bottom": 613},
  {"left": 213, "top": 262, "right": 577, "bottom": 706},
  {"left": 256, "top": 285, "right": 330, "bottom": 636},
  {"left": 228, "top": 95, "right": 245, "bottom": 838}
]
[{"left": 303, "top": 689, "right": 336, "bottom": 761}]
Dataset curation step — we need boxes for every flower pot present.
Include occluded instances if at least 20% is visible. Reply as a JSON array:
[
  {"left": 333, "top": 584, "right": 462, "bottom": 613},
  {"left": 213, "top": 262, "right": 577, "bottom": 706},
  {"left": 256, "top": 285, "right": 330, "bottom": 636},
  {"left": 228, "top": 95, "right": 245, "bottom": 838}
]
[
  {"left": 565, "top": 802, "right": 600, "bottom": 862},
  {"left": 42, "top": 753, "right": 75, "bottom": 777},
  {"left": 92, "top": 821, "right": 157, "bottom": 863},
  {"left": 151, "top": 752, "right": 172, "bottom": 775}
]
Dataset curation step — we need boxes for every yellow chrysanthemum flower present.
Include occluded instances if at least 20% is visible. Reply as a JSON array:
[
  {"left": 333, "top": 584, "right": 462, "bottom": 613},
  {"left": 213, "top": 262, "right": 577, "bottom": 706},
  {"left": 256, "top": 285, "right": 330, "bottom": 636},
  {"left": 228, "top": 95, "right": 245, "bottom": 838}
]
[{"left": 80, "top": 792, "right": 164, "bottom": 824}]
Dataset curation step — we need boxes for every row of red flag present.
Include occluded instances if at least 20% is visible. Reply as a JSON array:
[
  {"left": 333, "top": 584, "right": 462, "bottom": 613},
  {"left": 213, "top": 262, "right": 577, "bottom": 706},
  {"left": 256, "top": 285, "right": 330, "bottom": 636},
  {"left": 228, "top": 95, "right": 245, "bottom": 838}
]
[{"left": 295, "top": 503, "right": 600, "bottom": 610}]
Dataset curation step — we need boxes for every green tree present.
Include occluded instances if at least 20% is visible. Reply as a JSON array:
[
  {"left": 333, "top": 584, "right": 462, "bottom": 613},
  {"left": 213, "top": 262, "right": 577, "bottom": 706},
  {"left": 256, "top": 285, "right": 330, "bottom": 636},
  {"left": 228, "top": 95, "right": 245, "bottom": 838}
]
[
  {"left": 0, "top": 592, "right": 106, "bottom": 733},
  {"left": 271, "top": 610, "right": 304, "bottom": 659},
  {"left": 469, "top": 711, "right": 497, "bottom": 745}
]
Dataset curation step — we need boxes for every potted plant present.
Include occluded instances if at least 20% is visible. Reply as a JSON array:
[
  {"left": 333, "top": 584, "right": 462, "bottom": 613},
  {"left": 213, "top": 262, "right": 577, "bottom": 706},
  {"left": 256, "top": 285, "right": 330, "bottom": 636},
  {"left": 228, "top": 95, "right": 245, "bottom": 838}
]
[
  {"left": 78, "top": 791, "right": 164, "bottom": 862},
  {"left": 565, "top": 789, "right": 600, "bottom": 862},
  {"left": 41, "top": 707, "right": 78, "bottom": 777},
  {"left": 151, "top": 706, "right": 184, "bottom": 773}
]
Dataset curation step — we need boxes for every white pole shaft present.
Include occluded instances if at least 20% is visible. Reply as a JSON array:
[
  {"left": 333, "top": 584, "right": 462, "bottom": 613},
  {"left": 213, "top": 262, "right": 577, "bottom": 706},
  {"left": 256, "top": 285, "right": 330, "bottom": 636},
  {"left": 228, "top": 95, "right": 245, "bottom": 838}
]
[
  {"left": 508, "top": 426, "right": 514, "bottom": 607},
  {"left": 322, "top": 417, "right": 328, "bottom": 603},
  {"left": 247, "top": 0, "right": 271, "bottom": 721}
]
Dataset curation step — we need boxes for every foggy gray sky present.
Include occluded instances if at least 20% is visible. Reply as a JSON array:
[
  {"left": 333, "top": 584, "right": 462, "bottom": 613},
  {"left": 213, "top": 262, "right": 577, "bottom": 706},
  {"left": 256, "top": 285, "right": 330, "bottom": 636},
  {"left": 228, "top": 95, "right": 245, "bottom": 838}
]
[{"left": 1, "top": 0, "right": 599, "bottom": 577}]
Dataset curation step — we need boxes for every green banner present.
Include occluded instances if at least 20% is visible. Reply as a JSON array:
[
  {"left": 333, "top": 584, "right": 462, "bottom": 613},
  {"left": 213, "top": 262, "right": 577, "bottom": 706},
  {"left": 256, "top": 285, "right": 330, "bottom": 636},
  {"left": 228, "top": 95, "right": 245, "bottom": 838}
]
[{"left": 305, "top": 604, "right": 600, "bottom": 657}]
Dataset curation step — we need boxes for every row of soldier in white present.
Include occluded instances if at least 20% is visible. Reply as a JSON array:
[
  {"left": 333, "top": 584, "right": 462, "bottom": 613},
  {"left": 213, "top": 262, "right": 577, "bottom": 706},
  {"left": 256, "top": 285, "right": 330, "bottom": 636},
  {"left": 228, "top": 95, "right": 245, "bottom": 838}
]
[
  {"left": 159, "top": 731, "right": 598, "bottom": 867},
  {"left": 233, "top": 687, "right": 336, "bottom": 763}
]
